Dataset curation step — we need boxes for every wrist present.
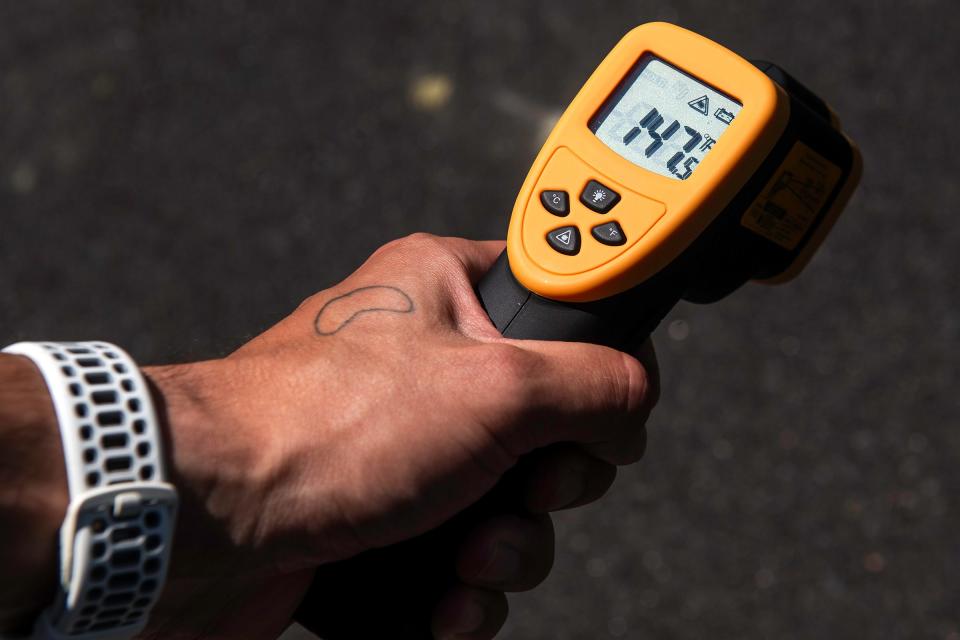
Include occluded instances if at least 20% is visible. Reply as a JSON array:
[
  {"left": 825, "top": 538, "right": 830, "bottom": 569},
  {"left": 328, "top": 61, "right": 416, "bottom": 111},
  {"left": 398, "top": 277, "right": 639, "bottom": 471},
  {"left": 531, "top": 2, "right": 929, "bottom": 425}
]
[
  {"left": 141, "top": 360, "right": 273, "bottom": 577},
  {"left": 144, "top": 352, "right": 365, "bottom": 578},
  {"left": 0, "top": 355, "right": 68, "bottom": 632}
]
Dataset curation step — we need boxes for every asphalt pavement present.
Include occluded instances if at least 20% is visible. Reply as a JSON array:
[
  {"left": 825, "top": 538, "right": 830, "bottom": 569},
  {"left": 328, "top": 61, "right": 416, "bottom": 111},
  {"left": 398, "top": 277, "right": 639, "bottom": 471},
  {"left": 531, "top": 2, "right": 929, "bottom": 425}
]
[{"left": 1, "top": 1, "right": 957, "bottom": 638}]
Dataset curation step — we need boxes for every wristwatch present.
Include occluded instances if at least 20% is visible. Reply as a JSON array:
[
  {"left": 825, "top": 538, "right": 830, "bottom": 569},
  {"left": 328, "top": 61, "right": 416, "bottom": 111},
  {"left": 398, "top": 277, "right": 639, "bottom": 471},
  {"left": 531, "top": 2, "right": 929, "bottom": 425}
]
[{"left": 1, "top": 342, "right": 178, "bottom": 640}]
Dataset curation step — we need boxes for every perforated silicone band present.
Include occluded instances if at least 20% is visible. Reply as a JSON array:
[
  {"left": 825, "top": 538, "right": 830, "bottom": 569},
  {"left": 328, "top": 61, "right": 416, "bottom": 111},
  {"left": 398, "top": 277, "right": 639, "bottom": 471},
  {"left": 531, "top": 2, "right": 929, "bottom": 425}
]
[{"left": 2, "top": 342, "right": 178, "bottom": 640}]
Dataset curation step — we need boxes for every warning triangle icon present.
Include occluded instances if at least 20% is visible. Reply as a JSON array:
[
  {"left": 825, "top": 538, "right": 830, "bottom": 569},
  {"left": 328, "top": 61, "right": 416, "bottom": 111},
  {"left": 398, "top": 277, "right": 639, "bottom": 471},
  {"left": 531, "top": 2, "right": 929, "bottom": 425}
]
[
  {"left": 688, "top": 95, "right": 710, "bottom": 116},
  {"left": 556, "top": 230, "right": 572, "bottom": 245}
]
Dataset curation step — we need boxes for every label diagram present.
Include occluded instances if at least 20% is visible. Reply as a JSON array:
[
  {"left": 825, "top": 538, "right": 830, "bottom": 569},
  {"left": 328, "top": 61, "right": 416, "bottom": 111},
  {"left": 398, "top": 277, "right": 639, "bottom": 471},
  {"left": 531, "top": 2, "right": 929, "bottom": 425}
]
[{"left": 741, "top": 142, "right": 843, "bottom": 250}]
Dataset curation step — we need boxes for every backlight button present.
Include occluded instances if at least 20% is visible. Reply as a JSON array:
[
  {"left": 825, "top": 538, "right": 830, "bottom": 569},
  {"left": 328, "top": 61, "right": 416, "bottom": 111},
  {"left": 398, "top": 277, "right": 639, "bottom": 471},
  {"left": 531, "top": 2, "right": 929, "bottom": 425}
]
[
  {"left": 591, "top": 221, "right": 627, "bottom": 246},
  {"left": 547, "top": 226, "right": 580, "bottom": 256},
  {"left": 580, "top": 180, "right": 621, "bottom": 213},
  {"left": 540, "top": 190, "right": 570, "bottom": 216}
]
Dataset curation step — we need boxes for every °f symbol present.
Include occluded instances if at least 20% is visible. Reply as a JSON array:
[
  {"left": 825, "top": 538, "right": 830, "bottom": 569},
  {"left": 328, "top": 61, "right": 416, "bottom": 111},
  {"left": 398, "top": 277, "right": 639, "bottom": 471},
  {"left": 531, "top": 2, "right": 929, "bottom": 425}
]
[{"left": 688, "top": 95, "right": 709, "bottom": 116}]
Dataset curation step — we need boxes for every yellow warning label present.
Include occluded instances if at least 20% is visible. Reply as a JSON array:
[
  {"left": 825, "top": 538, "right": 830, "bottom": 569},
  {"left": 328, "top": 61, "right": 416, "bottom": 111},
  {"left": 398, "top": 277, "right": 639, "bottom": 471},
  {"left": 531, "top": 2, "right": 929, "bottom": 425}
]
[{"left": 741, "top": 142, "right": 843, "bottom": 250}]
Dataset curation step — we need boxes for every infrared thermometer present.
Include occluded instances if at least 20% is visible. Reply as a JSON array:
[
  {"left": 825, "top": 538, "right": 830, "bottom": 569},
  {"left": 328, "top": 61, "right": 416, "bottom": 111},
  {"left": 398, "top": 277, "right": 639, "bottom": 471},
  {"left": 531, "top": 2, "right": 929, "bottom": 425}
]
[
  {"left": 477, "top": 22, "right": 860, "bottom": 349},
  {"left": 297, "top": 22, "right": 861, "bottom": 638}
]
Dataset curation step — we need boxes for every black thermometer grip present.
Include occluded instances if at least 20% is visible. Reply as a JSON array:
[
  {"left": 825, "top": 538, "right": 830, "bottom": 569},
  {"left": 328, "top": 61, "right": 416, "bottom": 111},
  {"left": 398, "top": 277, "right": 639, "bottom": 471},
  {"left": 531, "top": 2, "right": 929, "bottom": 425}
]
[
  {"left": 294, "top": 252, "right": 683, "bottom": 640},
  {"left": 477, "top": 250, "right": 682, "bottom": 350}
]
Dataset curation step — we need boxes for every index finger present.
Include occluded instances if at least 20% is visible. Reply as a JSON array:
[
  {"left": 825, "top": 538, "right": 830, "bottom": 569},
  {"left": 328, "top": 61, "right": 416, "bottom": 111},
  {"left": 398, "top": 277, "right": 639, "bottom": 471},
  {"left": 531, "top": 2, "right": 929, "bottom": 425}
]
[{"left": 432, "top": 237, "right": 506, "bottom": 284}]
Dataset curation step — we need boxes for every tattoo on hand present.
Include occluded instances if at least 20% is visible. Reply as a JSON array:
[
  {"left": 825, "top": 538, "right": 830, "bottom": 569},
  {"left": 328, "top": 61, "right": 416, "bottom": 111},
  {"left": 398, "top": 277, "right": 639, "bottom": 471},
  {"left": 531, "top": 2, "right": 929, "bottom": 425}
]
[{"left": 314, "top": 286, "right": 415, "bottom": 336}]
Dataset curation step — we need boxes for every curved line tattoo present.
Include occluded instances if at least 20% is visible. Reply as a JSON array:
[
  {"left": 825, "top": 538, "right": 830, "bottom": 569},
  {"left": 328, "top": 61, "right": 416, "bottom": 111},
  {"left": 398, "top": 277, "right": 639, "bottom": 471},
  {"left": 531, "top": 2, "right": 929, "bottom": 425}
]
[{"left": 313, "top": 285, "right": 415, "bottom": 336}]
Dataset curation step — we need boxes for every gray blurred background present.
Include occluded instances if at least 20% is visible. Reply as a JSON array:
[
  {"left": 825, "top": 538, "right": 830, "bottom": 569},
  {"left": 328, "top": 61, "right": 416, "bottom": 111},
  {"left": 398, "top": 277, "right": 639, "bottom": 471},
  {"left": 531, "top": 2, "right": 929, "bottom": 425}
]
[{"left": 1, "top": 1, "right": 957, "bottom": 638}]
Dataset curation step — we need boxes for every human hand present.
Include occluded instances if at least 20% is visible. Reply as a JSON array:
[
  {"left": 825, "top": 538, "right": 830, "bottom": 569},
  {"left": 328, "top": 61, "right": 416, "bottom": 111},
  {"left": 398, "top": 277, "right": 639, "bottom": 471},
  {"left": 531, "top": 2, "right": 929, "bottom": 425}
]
[{"left": 142, "top": 234, "right": 658, "bottom": 639}]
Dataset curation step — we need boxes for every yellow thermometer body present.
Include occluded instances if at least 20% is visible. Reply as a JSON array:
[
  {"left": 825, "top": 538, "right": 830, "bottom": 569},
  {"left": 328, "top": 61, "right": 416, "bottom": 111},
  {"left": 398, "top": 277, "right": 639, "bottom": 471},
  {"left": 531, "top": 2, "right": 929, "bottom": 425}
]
[{"left": 478, "top": 22, "right": 861, "bottom": 349}]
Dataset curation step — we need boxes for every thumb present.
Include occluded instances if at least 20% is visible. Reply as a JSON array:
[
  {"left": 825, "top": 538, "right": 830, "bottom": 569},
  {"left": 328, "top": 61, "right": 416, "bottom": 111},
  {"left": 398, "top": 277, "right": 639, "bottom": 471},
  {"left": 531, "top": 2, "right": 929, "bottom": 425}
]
[{"left": 490, "top": 339, "right": 652, "bottom": 454}]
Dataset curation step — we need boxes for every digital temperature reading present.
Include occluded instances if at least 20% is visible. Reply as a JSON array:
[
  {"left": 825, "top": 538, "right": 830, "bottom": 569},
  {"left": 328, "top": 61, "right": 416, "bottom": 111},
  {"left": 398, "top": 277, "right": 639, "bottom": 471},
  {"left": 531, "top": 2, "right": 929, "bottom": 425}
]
[{"left": 590, "top": 55, "right": 742, "bottom": 180}]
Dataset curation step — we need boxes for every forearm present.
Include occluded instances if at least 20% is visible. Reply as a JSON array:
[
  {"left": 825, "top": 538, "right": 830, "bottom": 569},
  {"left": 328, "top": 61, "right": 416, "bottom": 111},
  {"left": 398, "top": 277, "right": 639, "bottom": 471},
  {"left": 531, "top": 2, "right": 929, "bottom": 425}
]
[
  {"left": 0, "top": 354, "right": 68, "bottom": 632},
  {"left": 0, "top": 348, "right": 272, "bottom": 637}
]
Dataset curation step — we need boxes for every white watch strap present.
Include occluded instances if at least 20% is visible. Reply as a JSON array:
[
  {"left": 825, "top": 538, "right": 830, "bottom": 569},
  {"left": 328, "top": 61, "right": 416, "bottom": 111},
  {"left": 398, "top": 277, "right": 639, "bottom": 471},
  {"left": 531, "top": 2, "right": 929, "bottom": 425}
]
[{"left": 2, "top": 342, "right": 178, "bottom": 640}]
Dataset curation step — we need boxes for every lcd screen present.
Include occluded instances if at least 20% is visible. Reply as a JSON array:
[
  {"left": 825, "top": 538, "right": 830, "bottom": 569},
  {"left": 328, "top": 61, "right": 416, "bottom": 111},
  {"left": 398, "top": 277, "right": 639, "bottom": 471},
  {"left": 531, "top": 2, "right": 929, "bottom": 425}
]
[{"left": 590, "top": 55, "right": 743, "bottom": 180}]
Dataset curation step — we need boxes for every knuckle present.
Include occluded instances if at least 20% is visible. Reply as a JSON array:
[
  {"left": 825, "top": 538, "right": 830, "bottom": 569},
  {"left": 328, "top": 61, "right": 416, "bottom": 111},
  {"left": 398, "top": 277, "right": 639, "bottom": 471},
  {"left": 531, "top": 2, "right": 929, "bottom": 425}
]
[
  {"left": 369, "top": 237, "right": 403, "bottom": 259},
  {"left": 371, "top": 233, "right": 464, "bottom": 287},
  {"left": 636, "top": 426, "right": 648, "bottom": 460},
  {"left": 296, "top": 288, "right": 345, "bottom": 314},
  {"left": 620, "top": 429, "right": 649, "bottom": 465},
  {"left": 590, "top": 430, "right": 646, "bottom": 466},
  {"left": 620, "top": 428, "right": 648, "bottom": 465},
  {"left": 371, "top": 232, "right": 440, "bottom": 259},
  {"left": 483, "top": 344, "right": 539, "bottom": 390},
  {"left": 614, "top": 352, "right": 649, "bottom": 416},
  {"left": 295, "top": 291, "right": 320, "bottom": 311},
  {"left": 525, "top": 518, "right": 556, "bottom": 589},
  {"left": 521, "top": 556, "right": 554, "bottom": 590},
  {"left": 398, "top": 232, "right": 445, "bottom": 254}
]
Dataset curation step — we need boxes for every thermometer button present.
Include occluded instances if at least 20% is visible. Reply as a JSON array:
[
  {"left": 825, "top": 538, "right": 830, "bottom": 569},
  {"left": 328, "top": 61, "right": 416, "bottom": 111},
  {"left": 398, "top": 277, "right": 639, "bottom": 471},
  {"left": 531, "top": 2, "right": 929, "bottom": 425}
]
[
  {"left": 580, "top": 180, "right": 621, "bottom": 213},
  {"left": 540, "top": 190, "right": 570, "bottom": 216},
  {"left": 546, "top": 226, "right": 581, "bottom": 256},
  {"left": 591, "top": 221, "right": 627, "bottom": 246}
]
